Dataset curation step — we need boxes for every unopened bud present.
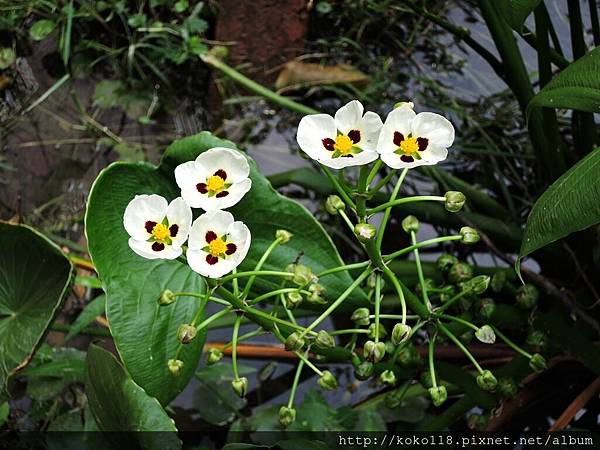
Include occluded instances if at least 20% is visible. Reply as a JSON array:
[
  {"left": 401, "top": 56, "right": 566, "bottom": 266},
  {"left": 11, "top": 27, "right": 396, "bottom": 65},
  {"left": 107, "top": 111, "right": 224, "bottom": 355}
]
[
  {"left": 478, "top": 298, "right": 496, "bottom": 319},
  {"left": 354, "top": 361, "right": 374, "bottom": 381},
  {"left": 158, "top": 289, "right": 176, "bottom": 306},
  {"left": 516, "top": 284, "right": 539, "bottom": 309},
  {"left": 325, "top": 195, "right": 345, "bottom": 214},
  {"left": 307, "top": 283, "right": 326, "bottom": 304},
  {"left": 429, "top": 386, "right": 447, "bottom": 407},
  {"left": 315, "top": 330, "right": 335, "bottom": 349},
  {"left": 231, "top": 377, "right": 248, "bottom": 397},
  {"left": 396, "top": 343, "right": 419, "bottom": 366},
  {"left": 394, "top": 101, "right": 414, "bottom": 109},
  {"left": 206, "top": 348, "right": 224, "bottom": 365},
  {"left": 476, "top": 370, "right": 498, "bottom": 391},
  {"left": 401, "top": 215, "right": 419, "bottom": 233},
  {"left": 354, "top": 223, "right": 376, "bottom": 243},
  {"left": 318, "top": 370, "right": 338, "bottom": 391},
  {"left": 285, "top": 291, "right": 303, "bottom": 309},
  {"left": 449, "top": 262, "right": 474, "bottom": 284},
  {"left": 467, "top": 414, "right": 488, "bottom": 431},
  {"left": 351, "top": 307, "right": 370, "bottom": 326},
  {"left": 463, "top": 275, "right": 490, "bottom": 295},
  {"left": 439, "top": 285, "right": 457, "bottom": 303},
  {"left": 529, "top": 353, "right": 547, "bottom": 372},
  {"left": 437, "top": 253, "right": 458, "bottom": 272},
  {"left": 380, "top": 369, "right": 396, "bottom": 386},
  {"left": 444, "top": 191, "right": 466, "bottom": 212},
  {"left": 526, "top": 330, "right": 548, "bottom": 350},
  {"left": 490, "top": 271, "right": 506, "bottom": 292},
  {"left": 367, "top": 323, "right": 387, "bottom": 340},
  {"left": 363, "top": 340, "right": 386, "bottom": 363},
  {"left": 460, "top": 226, "right": 480, "bottom": 244},
  {"left": 278, "top": 406, "right": 296, "bottom": 428},
  {"left": 276, "top": 229, "right": 293, "bottom": 244},
  {"left": 475, "top": 325, "right": 495, "bottom": 344},
  {"left": 284, "top": 331, "right": 305, "bottom": 352},
  {"left": 291, "top": 264, "right": 315, "bottom": 286},
  {"left": 167, "top": 358, "right": 183, "bottom": 376},
  {"left": 177, "top": 324, "right": 197, "bottom": 344},
  {"left": 498, "top": 377, "right": 518, "bottom": 398},
  {"left": 391, "top": 323, "right": 412, "bottom": 345}
]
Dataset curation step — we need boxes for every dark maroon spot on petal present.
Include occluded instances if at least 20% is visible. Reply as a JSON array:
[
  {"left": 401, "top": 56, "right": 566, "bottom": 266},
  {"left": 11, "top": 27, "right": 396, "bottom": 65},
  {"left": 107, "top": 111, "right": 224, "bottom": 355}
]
[
  {"left": 169, "top": 224, "right": 179, "bottom": 237},
  {"left": 342, "top": 154, "right": 354, "bottom": 158},
  {"left": 205, "top": 231, "right": 217, "bottom": 243},
  {"left": 196, "top": 183, "right": 208, "bottom": 193},
  {"left": 417, "top": 137, "right": 429, "bottom": 151},
  {"left": 226, "top": 243, "right": 237, "bottom": 255},
  {"left": 214, "top": 169, "right": 227, "bottom": 180},
  {"left": 393, "top": 132, "right": 404, "bottom": 146},
  {"left": 216, "top": 191, "right": 229, "bottom": 198},
  {"left": 322, "top": 138, "right": 335, "bottom": 151},
  {"left": 152, "top": 242, "right": 165, "bottom": 252},
  {"left": 348, "top": 129, "right": 361, "bottom": 143},
  {"left": 206, "top": 254, "right": 219, "bottom": 265},
  {"left": 400, "top": 155, "right": 414, "bottom": 163},
  {"left": 145, "top": 221, "right": 157, "bottom": 233}
]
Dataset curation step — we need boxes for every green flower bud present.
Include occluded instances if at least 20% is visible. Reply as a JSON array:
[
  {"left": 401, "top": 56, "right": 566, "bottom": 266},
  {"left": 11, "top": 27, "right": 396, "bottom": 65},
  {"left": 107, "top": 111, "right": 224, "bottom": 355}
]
[
  {"left": 439, "top": 285, "right": 457, "bottom": 303},
  {"left": 354, "top": 361, "right": 374, "bottom": 381},
  {"left": 449, "top": 262, "right": 474, "bottom": 284},
  {"left": 307, "top": 283, "right": 326, "bottom": 304},
  {"left": 395, "top": 343, "right": 419, "bottom": 366},
  {"left": 167, "top": 358, "right": 183, "bottom": 376},
  {"left": 380, "top": 369, "right": 396, "bottom": 386},
  {"left": 437, "top": 253, "right": 458, "bottom": 272},
  {"left": 394, "top": 101, "right": 414, "bottom": 109},
  {"left": 391, "top": 323, "right": 412, "bottom": 345},
  {"left": 498, "top": 377, "right": 518, "bottom": 398},
  {"left": 401, "top": 215, "right": 419, "bottom": 233},
  {"left": 429, "top": 386, "right": 447, "bottom": 407},
  {"left": 444, "top": 191, "right": 466, "bottom": 212},
  {"left": 351, "top": 307, "right": 370, "bottom": 326},
  {"left": 325, "top": 195, "right": 345, "bottom": 214},
  {"left": 478, "top": 297, "right": 496, "bottom": 319},
  {"left": 278, "top": 406, "right": 296, "bottom": 428},
  {"left": 284, "top": 332, "right": 305, "bottom": 352},
  {"left": 475, "top": 325, "right": 496, "bottom": 344},
  {"left": 464, "top": 275, "right": 490, "bottom": 294},
  {"left": 420, "top": 371, "right": 433, "bottom": 389},
  {"left": 291, "top": 264, "right": 315, "bottom": 286},
  {"left": 258, "top": 361, "right": 277, "bottom": 382},
  {"left": 490, "top": 271, "right": 506, "bottom": 292},
  {"left": 231, "top": 377, "right": 248, "bottom": 397},
  {"left": 460, "top": 226, "right": 480, "bottom": 244},
  {"left": 529, "top": 353, "right": 547, "bottom": 372},
  {"left": 309, "top": 283, "right": 325, "bottom": 296},
  {"left": 177, "top": 324, "right": 197, "bottom": 344},
  {"left": 526, "top": 330, "right": 548, "bottom": 350},
  {"left": 467, "top": 414, "right": 488, "bottom": 431},
  {"left": 285, "top": 291, "right": 303, "bottom": 309},
  {"left": 206, "top": 348, "right": 224, "bottom": 365},
  {"left": 516, "top": 284, "right": 539, "bottom": 309},
  {"left": 315, "top": 330, "right": 335, "bottom": 349},
  {"left": 354, "top": 222, "right": 377, "bottom": 242},
  {"left": 276, "top": 229, "right": 293, "bottom": 244},
  {"left": 363, "top": 340, "right": 386, "bottom": 363},
  {"left": 367, "top": 323, "right": 387, "bottom": 340},
  {"left": 158, "top": 289, "right": 176, "bottom": 306},
  {"left": 318, "top": 370, "right": 338, "bottom": 391},
  {"left": 476, "top": 370, "right": 498, "bottom": 391}
]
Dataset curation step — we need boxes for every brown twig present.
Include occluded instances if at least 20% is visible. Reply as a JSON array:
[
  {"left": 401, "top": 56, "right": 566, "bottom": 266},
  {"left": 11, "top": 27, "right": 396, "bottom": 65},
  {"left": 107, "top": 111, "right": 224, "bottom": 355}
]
[{"left": 548, "top": 375, "right": 600, "bottom": 431}]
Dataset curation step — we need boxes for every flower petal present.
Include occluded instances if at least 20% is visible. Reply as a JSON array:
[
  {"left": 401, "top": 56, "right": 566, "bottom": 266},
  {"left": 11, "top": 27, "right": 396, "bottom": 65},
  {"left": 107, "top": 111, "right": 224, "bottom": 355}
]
[
  {"left": 357, "top": 111, "right": 383, "bottom": 152},
  {"left": 200, "top": 178, "right": 252, "bottom": 211},
  {"left": 187, "top": 249, "right": 236, "bottom": 278},
  {"left": 123, "top": 194, "right": 168, "bottom": 241},
  {"left": 195, "top": 147, "right": 250, "bottom": 183},
  {"left": 319, "top": 150, "right": 379, "bottom": 169},
  {"left": 128, "top": 238, "right": 182, "bottom": 260},
  {"left": 166, "top": 197, "right": 192, "bottom": 247},
  {"left": 296, "top": 114, "right": 337, "bottom": 161},
  {"left": 226, "top": 221, "right": 251, "bottom": 264},
  {"left": 188, "top": 210, "right": 235, "bottom": 250},
  {"left": 380, "top": 152, "right": 428, "bottom": 170},
  {"left": 411, "top": 112, "right": 455, "bottom": 149},
  {"left": 419, "top": 144, "right": 448, "bottom": 164},
  {"left": 376, "top": 105, "right": 416, "bottom": 155},
  {"left": 175, "top": 161, "right": 205, "bottom": 208},
  {"left": 334, "top": 100, "right": 364, "bottom": 134}
]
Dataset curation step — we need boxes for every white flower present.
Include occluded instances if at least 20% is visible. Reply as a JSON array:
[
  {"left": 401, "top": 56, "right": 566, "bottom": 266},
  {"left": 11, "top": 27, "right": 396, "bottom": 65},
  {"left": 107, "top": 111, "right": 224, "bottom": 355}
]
[
  {"left": 377, "top": 104, "right": 455, "bottom": 169},
  {"left": 296, "top": 100, "right": 383, "bottom": 169},
  {"left": 174, "top": 147, "right": 252, "bottom": 211},
  {"left": 187, "top": 210, "right": 251, "bottom": 278},
  {"left": 123, "top": 195, "right": 192, "bottom": 260}
]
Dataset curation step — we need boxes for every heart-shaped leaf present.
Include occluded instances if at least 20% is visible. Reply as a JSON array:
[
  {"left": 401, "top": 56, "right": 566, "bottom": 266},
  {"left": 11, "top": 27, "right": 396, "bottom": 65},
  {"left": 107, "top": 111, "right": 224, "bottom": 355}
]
[
  {"left": 0, "top": 222, "right": 74, "bottom": 399},
  {"left": 475, "top": 325, "right": 496, "bottom": 344}
]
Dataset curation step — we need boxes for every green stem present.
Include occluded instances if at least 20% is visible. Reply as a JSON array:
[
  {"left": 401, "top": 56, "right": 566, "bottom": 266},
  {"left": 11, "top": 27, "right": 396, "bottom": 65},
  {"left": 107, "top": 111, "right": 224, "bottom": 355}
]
[
  {"left": 365, "top": 160, "right": 383, "bottom": 187},
  {"left": 384, "top": 235, "right": 462, "bottom": 261},
  {"left": 219, "top": 270, "right": 291, "bottom": 284},
  {"left": 195, "top": 307, "right": 232, "bottom": 332},
  {"left": 374, "top": 273, "right": 382, "bottom": 343},
  {"left": 231, "top": 268, "right": 240, "bottom": 297},
  {"left": 491, "top": 326, "right": 532, "bottom": 359},
  {"left": 322, "top": 167, "right": 356, "bottom": 209},
  {"left": 249, "top": 288, "right": 307, "bottom": 305},
  {"left": 368, "top": 196, "right": 445, "bottom": 215},
  {"left": 370, "top": 169, "right": 396, "bottom": 193},
  {"left": 317, "top": 261, "right": 370, "bottom": 278},
  {"left": 369, "top": 314, "right": 420, "bottom": 321},
  {"left": 172, "top": 291, "right": 230, "bottom": 306},
  {"left": 411, "top": 231, "right": 432, "bottom": 310},
  {"left": 428, "top": 332, "right": 438, "bottom": 388},
  {"left": 438, "top": 322, "right": 483, "bottom": 373},
  {"left": 376, "top": 168, "right": 408, "bottom": 252},
  {"left": 381, "top": 264, "right": 408, "bottom": 324},
  {"left": 338, "top": 209, "right": 356, "bottom": 234},
  {"left": 439, "top": 314, "right": 479, "bottom": 332},
  {"left": 356, "top": 165, "right": 370, "bottom": 221},
  {"left": 242, "top": 237, "right": 283, "bottom": 298},
  {"left": 434, "top": 288, "right": 472, "bottom": 315},
  {"left": 222, "top": 328, "right": 265, "bottom": 350},
  {"left": 329, "top": 329, "right": 370, "bottom": 335},
  {"left": 293, "top": 351, "right": 323, "bottom": 376},
  {"left": 231, "top": 314, "right": 242, "bottom": 380},
  {"left": 287, "top": 357, "right": 305, "bottom": 408}
]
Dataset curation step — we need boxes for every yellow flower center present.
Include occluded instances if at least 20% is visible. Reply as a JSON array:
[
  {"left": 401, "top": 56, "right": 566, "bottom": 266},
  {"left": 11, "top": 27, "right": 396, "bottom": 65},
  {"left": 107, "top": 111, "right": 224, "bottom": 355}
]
[
  {"left": 152, "top": 223, "right": 171, "bottom": 241},
  {"left": 208, "top": 237, "right": 227, "bottom": 256},
  {"left": 206, "top": 175, "right": 225, "bottom": 192},
  {"left": 334, "top": 135, "right": 353, "bottom": 155},
  {"left": 400, "top": 137, "right": 419, "bottom": 154}
]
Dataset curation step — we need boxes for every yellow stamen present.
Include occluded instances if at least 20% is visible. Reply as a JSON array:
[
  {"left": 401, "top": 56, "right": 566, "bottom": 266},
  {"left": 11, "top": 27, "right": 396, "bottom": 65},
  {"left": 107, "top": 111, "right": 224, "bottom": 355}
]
[
  {"left": 206, "top": 175, "right": 225, "bottom": 192},
  {"left": 334, "top": 135, "right": 353, "bottom": 155},
  {"left": 400, "top": 137, "right": 419, "bottom": 154},
  {"left": 208, "top": 237, "right": 227, "bottom": 256},
  {"left": 152, "top": 223, "right": 171, "bottom": 241}
]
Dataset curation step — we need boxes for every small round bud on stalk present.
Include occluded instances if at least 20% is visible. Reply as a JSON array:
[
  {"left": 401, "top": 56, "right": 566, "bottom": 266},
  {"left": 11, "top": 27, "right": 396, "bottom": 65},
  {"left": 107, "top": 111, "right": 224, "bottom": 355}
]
[
  {"left": 516, "top": 284, "right": 539, "bottom": 309},
  {"left": 284, "top": 332, "right": 305, "bottom": 352},
  {"left": 291, "top": 264, "right": 315, "bottom": 286},
  {"left": 380, "top": 369, "right": 396, "bottom": 386},
  {"left": 354, "top": 361, "right": 374, "bottom": 381},
  {"left": 478, "top": 297, "right": 496, "bottom": 319},
  {"left": 449, "top": 262, "right": 474, "bottom": 284},
  {"left": 158, "top": 289, "right": 176, "bottom": 306},
  {"left": 278, "top": 406, "right": 296, "bottom": 428},
  {"left": 167, "top": 359, "right": 183, "bottom": 376},
  {"left": 460, "top": 226, "right": 480, "bottom": 244},
  {"left": 206, "top": 348, "right": 224, "bottom": 365},
  {"left": 285, "top": 291, "right": 303, "bottom": 309},
  {"left": 526, "top": 330, "right": 548, "bottom": 350},
  {"left": 429, "top": 386, "right": 448, "bottom": 407},
  {"left": 394, "top": 101, "right": 414, "bottom": 109},
  {"left": 315, "top": 330, "right": 335, "bottom": 349},
  {"left": 465, "top": 275, "right": 491, "bottom": 295},
  {"left": 307, "top": 283, "right": 326, "bottom": 304},
  {"left": 476, "top": 370, "right": 498, "bottom": 391},
  {"left": 354, "top": 222, "right": 377, "bottom": 243},
  {"left": 498, "top": 377, "right": 518, "bottom": 398},
  {"left": 475, "top": 325, "right": 496, "bottom": 344},
  {"left": 490, "top": 271, "right": 507, "bottom": 292},
  {"left": 367, "top": 323, "right": 387, "bottom": 340},
  {"left": 444, "top": 191, "right": 466, "bottom": 212},
  {"left": 276, "top": 229, "right": 293, "bottom": 244},
  {"left": 351, "top": 307, "right": 370, "bottom": 326},
  {"left": 363, "top": 340, "right": 386, "bottom": 363},
  {"left": 325, "top": 195, "right": 345, "bottom": 214},
  {"left": 401, "top": 215, "right": 420, "bottom": 234},
  {"left": 177, "top": 324, "right": 197, "bottom": 344},
  {"left": 318, "top": 370, "right": 338, "bottom": 391},
  {"left": 231, "top": 377, "right": 248, "bottom": 397},
  {"left": 391, "top": 323, "right": 412, "bottom": 345},
  {"left": 437, "top": 253, "right": 458, "bottom": 272},
  {"left": 529, "top": 353, "right": 547, "bottom": 372}
]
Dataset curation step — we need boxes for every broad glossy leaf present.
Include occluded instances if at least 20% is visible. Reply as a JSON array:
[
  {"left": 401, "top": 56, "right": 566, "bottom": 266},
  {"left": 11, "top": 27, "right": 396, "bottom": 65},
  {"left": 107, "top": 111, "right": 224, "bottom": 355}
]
[
  {"left": 85, "top": 344, "right": 181, "bottom": 449},
  {"left": 0, "top": 222, "right": 73, "bottom": 399},
  {"left": 529, "top": 46, "right": 600, "bottom": 113},
  {"left": 518, "top": 148, "right": 600, "bottom": 268},
  {"left": 497, "top": 0, "right": 542, "bottom": 32}
]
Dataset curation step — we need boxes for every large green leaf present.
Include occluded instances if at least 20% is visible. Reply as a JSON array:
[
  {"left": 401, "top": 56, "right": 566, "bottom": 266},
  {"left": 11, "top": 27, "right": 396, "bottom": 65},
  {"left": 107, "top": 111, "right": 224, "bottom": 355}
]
[
  {"left": 85, "top": 344, "right": 181, "bottom": 449},
  {"left": 529, "top": 46, "right": 600, "bottom": 113},
  {"left": 518, "top": 148, "right": 600, "bottom": 267},
  {"left": 497, "top": 0, "right": 542, "bottom": 32},
  {"left": 0, "top": 222, "right": 73, "bottom": 399}
]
